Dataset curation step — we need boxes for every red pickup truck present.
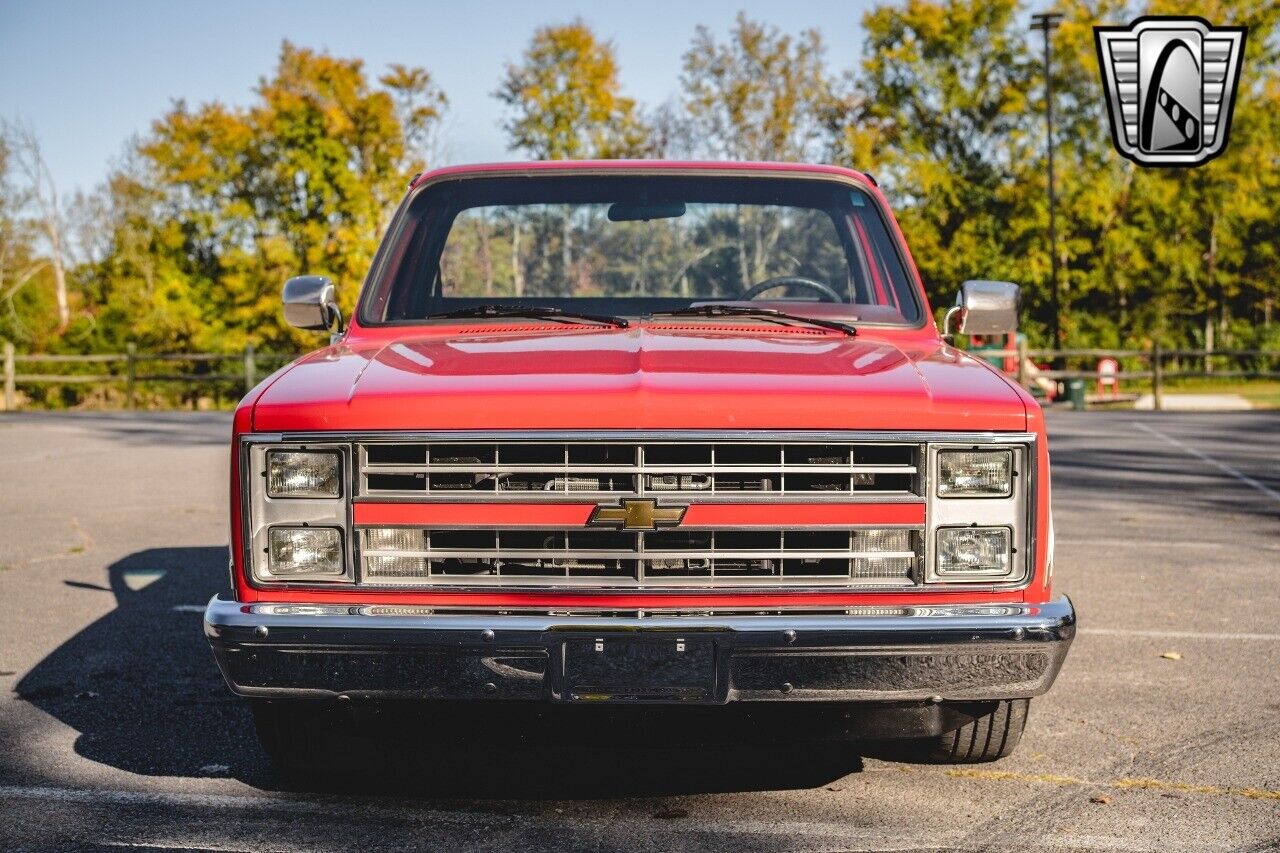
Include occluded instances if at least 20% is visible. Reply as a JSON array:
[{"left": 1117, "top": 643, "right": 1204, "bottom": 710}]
[{"left": 204, "top": 160, "right": 1074, "bottom": 769}]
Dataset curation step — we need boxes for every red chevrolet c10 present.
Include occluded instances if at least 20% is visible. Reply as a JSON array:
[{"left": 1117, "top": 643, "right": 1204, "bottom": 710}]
[{"left": 204, "top": 160, "right": 1075, "bottom": 770}]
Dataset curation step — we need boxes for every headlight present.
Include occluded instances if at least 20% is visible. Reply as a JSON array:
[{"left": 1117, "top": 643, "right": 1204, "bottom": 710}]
[
  {"left": 266, "top": 527, "right": 344, "bottom": 576},
  {"left": 935, "top": 526, "right": 1012, "bottom": 578},
  {"left": 267, "top": 450, "right": 341, "bottom": 498},
  {"left": 937, "top": 449, "right": 1012, "bottom": 498}
]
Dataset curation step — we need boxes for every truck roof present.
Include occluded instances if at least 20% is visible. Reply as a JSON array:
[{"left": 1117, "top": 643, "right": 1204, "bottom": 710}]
[{"left": 409, "top": 160, "right": 876, "bottom": 190}]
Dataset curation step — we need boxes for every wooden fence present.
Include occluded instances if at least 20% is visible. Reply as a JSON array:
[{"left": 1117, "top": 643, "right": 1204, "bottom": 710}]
[
  {"left": 3, "top": 340, "right": 1279, "bottom": 412},
  {"left": 994, "top": 342, "right": 1280, "bottom": 409},
  {"left": 1, "top": 342, "right": 296, "bottom": 410}
]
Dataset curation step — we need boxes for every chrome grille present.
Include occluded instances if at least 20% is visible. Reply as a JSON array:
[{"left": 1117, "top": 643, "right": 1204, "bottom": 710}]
[
  {"left": 358, "top": 440, "right": 920, "bottom": 500},
  {"left": 357, "top": 527, "right": 921, "bottom": 587}
]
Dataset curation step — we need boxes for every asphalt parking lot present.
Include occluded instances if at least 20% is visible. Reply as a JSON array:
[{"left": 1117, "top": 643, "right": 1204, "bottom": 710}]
[{"left": 1, "top": 410, "right": 1277, "bottom": 852}]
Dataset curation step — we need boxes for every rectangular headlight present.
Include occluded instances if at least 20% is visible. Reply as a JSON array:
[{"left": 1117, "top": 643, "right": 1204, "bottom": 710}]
[
  {"left": 935, "top": 526, "right": 1011, "bottom": 578},
  {"left": 267, "top": 450, "right": 341, "bottom": 498},
  {"left": 937, "top": 449, "right": 1012, "bottom": 498},
  {"left": 267, "top": 526, "right": 343, "bottom": 576}
]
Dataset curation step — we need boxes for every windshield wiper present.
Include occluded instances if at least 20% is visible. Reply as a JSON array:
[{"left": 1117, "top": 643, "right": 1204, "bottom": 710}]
[
  {"left": 425, "top": 304, "right": 629, "bottom": 328},
  {"left": 650, "top": 304, "right": 856, "bottom": 337}
]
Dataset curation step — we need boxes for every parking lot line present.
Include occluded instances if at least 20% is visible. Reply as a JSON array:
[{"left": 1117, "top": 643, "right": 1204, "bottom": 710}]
[
  {"left": 945, "top": 769, "right": 1280, "bottom": 802},
  {"left": 1079, "top": 627, "right": 1280, "bottom": 642},
  {"left": 1132, "top": 421, "right": 1280, "bottom": 504},
  {"left": 1056, "top": 537, "right": 1279, "bottom": 550}
]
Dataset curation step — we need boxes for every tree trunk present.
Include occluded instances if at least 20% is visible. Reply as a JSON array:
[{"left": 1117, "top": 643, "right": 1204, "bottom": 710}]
[
  {"left": 45, "top": 219, "right": 69, "bottom": 331},
  {"left": 561, "top": 211, "right": 573, "bottom": 297},
  {"left": 478, "top": 213, "right": 494, "bottom": 297},
  {"left": 1204, "top": 318, "right": 1214, "bottom": 374},
  {"left": 676, "top": 226, "right": 689, "bottom": 298},
  {"left": 511, "top": 221, "right": 524, "bottom": 297},
  {"left": 1206, "top": 214, "right": 1218, "bottom": 374}
]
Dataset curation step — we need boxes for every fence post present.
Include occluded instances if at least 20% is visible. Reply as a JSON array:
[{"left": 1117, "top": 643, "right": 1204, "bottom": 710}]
[
  {"left": 1015, "top": 337, "right": 1027, "bottom": 388},
  {"left": 1152, "top": 341, "right": 1164, "bottom": 412},
  {"left": 243, "top": 344, "right": 256, "bottom": 395},
  {"left": 125, "top": 343, "right": 137, "bottom": 410},
  {"left": 3, "top": 341, "right": 15, "bottom": 412}
]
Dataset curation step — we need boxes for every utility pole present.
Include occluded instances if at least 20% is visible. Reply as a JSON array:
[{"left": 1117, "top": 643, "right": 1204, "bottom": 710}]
[{"left": 1031, "top": 10, "right": 1064, "bottom": 355}]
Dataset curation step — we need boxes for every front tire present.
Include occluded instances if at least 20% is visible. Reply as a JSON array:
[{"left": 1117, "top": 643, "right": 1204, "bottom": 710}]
[{"left": 921, "top": 698, "right": 1030, "bottom": 763}]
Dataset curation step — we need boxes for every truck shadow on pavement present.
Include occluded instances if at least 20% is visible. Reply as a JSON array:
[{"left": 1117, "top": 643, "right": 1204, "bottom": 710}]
[{"left": 10, "top": 546, "right": 865, "bottom": 798}]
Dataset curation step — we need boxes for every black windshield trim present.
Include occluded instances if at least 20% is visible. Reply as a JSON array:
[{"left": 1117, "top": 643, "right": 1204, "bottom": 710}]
[{"left": 357, "top": 169, "right": 928, "bottom": 332}]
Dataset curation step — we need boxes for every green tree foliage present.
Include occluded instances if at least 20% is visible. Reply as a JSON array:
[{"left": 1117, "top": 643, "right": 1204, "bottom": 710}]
[
  {"left": 832, "top": 0, "right": 1280, "bottom": 349},
  {"left": 681, "top": 13, "right": 836, "bottom": 161},
  {"left": 76, "top": 42, "right": 445, "bottom": 354},
  {"left": 495, "top": 20, "right": 650, "bottom": 159}
]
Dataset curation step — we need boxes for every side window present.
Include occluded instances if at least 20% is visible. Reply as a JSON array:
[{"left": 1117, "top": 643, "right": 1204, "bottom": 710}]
[{"left": 849, "top": 191, "right": 919, "bottom": 321}]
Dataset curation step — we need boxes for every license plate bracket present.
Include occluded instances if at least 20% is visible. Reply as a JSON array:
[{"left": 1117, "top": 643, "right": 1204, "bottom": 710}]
[{"left": 559, "top": 634, "right": 719, "bottom": 702}]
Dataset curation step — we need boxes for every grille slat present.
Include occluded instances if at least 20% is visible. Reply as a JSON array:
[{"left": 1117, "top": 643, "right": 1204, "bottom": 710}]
[
  {"left": 360, "top": 440, "right": 919, "bottom": 499},
  {"left": 359, "top": 527, "right": 921, "bottom": 587}
]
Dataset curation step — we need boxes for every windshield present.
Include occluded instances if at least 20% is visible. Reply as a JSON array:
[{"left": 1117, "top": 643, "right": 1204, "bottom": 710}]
[{"left": 362, "top": 175, "right": 922, "bottom": 326}]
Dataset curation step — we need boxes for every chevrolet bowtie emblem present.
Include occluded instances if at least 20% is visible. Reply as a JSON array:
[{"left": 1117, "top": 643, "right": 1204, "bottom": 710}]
[{"left": 587, "top": 499, "right": 687, "bottom": 531}]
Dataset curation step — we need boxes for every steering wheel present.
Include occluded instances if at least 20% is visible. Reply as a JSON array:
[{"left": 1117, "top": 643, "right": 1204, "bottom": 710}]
[{"left": 738, "top": 276, "right": 843, "bottom": 303}]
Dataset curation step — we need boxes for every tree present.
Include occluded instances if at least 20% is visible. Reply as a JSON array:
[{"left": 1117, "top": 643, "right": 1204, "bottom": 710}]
[
  {"left": 678, "top": 15, "right": 840, "bottom": 289},
  {"left": 381, "top": 64, "right": 449, "bottom": 167},
  {"left": 829, "top": 0, "right": 1280, "bottom": 350},
  {"left": 493, "top": 21, "right": 649, "bottom": 295},
  {"left": 0, "top": 136, "right": 52, "bottom": 344},
  {"left": 832, "top": 1, "right": 1036, "bottom": 303},
  {"left": 79, "top": 42, "right": 447, "bottom": 354},
  {"left": 1, "top": 120, "right": 72, "bottom": 332},
  {"left": 680, "top": 13, "right": 836, "bottom": 162},
  {"left": 495, "top": 20, "right": 650, "bottom": 160}
]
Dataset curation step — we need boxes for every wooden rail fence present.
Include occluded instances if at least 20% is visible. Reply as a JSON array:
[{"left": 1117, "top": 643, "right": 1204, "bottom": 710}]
[
  {"left": 3, "top": 340, "right": 1279, "bottom": 412},
  {"left": 978, "top": 342, "right": 1280, "bottom": 410},
  {"left": 1, "top": 342, "right": 296, "bottom": 410}
]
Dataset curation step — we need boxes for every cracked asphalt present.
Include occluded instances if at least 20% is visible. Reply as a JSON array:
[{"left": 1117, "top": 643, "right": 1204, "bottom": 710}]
[{"left": 0, "top": 410, "right": 1277, "bottom": 852}]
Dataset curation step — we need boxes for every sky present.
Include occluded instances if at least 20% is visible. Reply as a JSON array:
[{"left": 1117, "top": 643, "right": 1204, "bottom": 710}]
[{"left": 0, "top": 0, "right": 876, "bottom": 197}]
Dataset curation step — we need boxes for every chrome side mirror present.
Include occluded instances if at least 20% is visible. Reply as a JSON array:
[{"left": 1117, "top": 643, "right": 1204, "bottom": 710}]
[
  {"left": 943, "top": 280, "right": 1020, "bottom": 337},
  {"left": 283, "top": 276, "right": 344, "bottom": 335}
]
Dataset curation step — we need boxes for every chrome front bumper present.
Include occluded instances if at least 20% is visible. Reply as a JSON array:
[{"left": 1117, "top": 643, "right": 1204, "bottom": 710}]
[{"left": 204, "top": 596, "right": 1075, "bottom": 704}]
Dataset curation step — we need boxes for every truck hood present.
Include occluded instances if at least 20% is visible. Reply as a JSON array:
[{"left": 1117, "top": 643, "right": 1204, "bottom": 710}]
[{"left": 251, "top": 327, "right": 1027, "bottom": 432}]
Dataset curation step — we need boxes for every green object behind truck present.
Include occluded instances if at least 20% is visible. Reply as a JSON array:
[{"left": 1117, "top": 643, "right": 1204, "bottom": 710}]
[{"left": 1066, "top": 378, "right": 1086, "bottom": 410}]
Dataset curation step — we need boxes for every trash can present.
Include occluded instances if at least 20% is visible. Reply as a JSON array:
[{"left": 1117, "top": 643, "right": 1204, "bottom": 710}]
[{"left": 1066, "top": 378, "right": 1086, "bottom": 411}]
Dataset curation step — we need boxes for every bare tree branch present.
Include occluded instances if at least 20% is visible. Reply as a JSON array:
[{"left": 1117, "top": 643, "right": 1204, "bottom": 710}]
[{"left": 2, "top": 118, "right": 70, "bottom": 332}]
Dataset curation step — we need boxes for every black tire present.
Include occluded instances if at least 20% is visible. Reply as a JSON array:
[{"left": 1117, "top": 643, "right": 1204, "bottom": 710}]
[
  {"left": 922, "top": 698, "right": 1030, "bottom": 763},
  {"left": 250, "top": 698, "right": 329, "bottom": 773}
]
